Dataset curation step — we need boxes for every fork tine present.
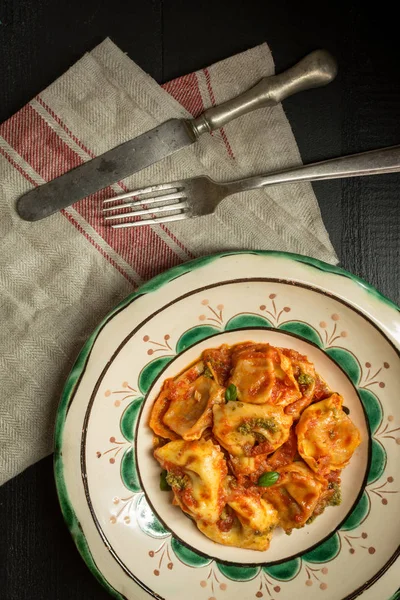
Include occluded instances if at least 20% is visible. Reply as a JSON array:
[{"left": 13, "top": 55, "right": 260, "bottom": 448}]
[
  {"left": 102, "top": 191, "right": 187, "bottom": 213},
  {"left": 111, "top": 213, "right": 189, "bottom": 229},
  {"left": 104, "top": 201, "right": 188, "bottom": 221},
  {"left": 102, "top": 182, "right": 181, "bottom": 204}
]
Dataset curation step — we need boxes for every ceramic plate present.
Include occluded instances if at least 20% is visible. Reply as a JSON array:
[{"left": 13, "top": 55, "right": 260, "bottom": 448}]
[{"left": 54, "top": 251, "right": 400, "bottom": 600}]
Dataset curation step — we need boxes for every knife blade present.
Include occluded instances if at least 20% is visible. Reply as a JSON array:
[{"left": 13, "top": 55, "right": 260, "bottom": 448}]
[{"left": 16, "top": 49, "right": 337, "bottom": 222}]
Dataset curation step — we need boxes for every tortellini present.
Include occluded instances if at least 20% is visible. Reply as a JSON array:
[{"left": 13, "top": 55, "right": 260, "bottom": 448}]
[
  {"left": 150, "top": 361, "right": 224, "bottom": 441},
  {"left": 198, "top": 490, "right": 279, "bottom": 551},
  {"left": 229, "top": 344, "right": 301, "bottom": 406},
  {"left": 282, "top": 348, "right": 318, "bottom": 419},
  {"left": 296, "top": 393, "right": 361, "bottom": 475},
  {"left": 154, "top": 439, "right": 227, "bottom": 523},
  {"left": 262, "top": 461, "right": 327, "bottom": 531},
  {"left": 212, "top": 401, "right": 292, "bottom": 457}
]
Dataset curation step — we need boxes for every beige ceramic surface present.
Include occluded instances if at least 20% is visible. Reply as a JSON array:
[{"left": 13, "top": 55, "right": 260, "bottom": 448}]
[{"left": 55, "top": 252, "right": 400, "bottom": 600}]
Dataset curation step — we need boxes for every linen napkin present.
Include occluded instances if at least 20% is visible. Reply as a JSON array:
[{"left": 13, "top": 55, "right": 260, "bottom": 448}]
[{"left": 0, "top": 38, "right": 337, "bottom": 485}]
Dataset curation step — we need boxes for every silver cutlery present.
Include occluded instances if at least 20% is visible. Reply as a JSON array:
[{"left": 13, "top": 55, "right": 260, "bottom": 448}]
[
  {"left": 102, "top": 145, "right": 400, "bottom": 228},
  {"left": 16, "top": 50, "right": 337, "bottom": 222}
]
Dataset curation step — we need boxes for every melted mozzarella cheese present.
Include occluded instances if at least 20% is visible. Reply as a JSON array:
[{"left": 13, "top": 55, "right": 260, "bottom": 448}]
[
  {"left": 296, "top": 393, "right": 361, "bottom": 475},
  {"left": 154, "top": 439, "right": 227, "bottom": 523}
]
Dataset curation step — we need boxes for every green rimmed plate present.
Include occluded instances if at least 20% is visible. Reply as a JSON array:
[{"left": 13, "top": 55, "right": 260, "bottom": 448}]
[{"left": 54, "top": 251, "right": 400, "bottom": 600}]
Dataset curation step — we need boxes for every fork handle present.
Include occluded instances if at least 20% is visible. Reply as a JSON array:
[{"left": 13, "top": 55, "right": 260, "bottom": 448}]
[
  {"left": 222, "top": 145, "right": 400, "bottom": 195},
  {"left": 191, "top": 50, "right": 337, "bottom": 135}
]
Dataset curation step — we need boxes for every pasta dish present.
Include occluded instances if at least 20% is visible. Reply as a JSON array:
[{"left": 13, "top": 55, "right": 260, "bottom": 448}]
[{"left": 149, "top": 342, "right": 361, "bottom": 551}]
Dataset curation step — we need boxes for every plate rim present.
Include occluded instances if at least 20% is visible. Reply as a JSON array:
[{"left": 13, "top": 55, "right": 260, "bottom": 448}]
[{"left": 53, "top": 250, "right": 400, "bottom": 600}]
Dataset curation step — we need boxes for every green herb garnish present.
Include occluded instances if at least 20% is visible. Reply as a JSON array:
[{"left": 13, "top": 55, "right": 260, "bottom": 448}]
[
  {"left": 328, "top": 482, "right": 342, "bottom": 506},
  {"left": 307, "top": 482, "right": 342, "bottom": 522},
  {"left": 257, "top": 471, "right": 279, "bottom": 487},
  {"left": 203, "top": 366, "right": 214, "bottom": 378},
  {"left": 298, "top": 373, "right": 314, "bottom": 386},
  {"left": 237, "top": 422, "right": 252, "bottom": 435},
  {"left": 306, "top": 514, "right": 318, "bottom": 525},
  {"left": 255, "top": 417, "right": 278, "bottom": 432},
  {"left": 166, "top": 472, "right": 187, "bottom": 491},
  {"left": 237, "top": 417, "right": 278, "bottom": 436},
  {"left": 160, "top": 470, "right": 171, "bottom": 491},
  {"left": 225, "top": 383, "right": 238, "bottom": 401}
]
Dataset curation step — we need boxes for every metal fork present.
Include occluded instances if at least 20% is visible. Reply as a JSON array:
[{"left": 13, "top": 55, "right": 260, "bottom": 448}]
[{"left": 102, "top": 145, "right": 400, "bottom": 228}]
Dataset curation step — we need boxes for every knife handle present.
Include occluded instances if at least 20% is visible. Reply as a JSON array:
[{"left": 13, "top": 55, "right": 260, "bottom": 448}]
[{"left": 191, "top": 49, "right": 337, "bottom": 136}]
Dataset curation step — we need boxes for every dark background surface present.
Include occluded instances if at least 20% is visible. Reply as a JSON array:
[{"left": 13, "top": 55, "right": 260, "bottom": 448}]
[{"left": 0, "top": 1, "right": 399, "bottom": 599}]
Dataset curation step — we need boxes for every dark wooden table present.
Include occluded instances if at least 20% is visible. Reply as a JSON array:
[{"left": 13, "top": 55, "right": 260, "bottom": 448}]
[{"left": 0, "top": 2, "right": 399, "bottom": 598}]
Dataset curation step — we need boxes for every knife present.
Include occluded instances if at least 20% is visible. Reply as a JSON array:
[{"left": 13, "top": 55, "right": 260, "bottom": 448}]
[{"left": 16, "top": 49, "right": 337, "bottom": 222}]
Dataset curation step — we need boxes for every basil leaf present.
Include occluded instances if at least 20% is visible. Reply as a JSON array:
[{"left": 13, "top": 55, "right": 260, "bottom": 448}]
[
  {"left": 257, "top": 471, "right": 279, "bottom": 487},
  {"left": 225, "top": 383, "right": 238, "bottom": 401},
  {"left": 160, "top": 470, "right": 171, "bottom": 491}
]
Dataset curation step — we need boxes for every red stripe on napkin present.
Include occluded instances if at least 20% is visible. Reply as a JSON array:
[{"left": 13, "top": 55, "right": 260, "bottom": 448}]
[
  {"left": 1, "top": 69, "right": 235, "bottom": 282},
  {"left": 163, "top": 72, "right": 204, "bottom": 117},
  {"left": 0, "top": 106, "right": 176, "bottom": 281}
]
